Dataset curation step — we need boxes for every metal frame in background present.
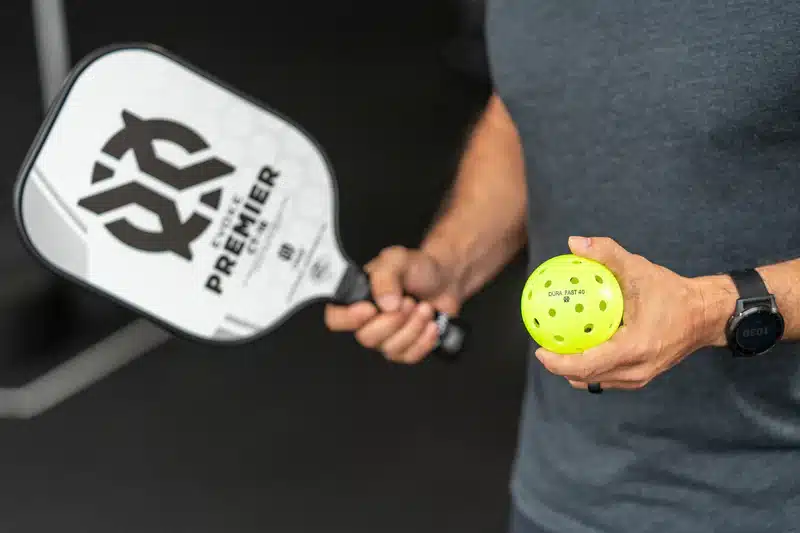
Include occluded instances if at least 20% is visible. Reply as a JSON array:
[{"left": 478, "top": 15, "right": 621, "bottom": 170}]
[{"left": 0, "top": 1, "right": 171, "bottom": 419}]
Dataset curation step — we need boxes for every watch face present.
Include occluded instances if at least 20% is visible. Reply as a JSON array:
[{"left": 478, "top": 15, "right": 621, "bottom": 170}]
[{"left": 735, "top": 309, "right": 784, "bottom": 356}]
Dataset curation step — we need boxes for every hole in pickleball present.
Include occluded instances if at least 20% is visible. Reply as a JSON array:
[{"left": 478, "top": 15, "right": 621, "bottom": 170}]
[
  {"left": 599, "top": 300, "right": 607, "bottom": 311},
  {"left": 549, "top": 309, "right": 556, "bottom": 317},
  {"left": 595, "top": 275, "right": 603, "bottom": 283},
  {"left": 544, "top": 280, "right": 552, "bottom": 288},
  {"left": 575, "top": 304, "right": 584, "bottom": 313},
  {"left": 573, "top": 260, "right": 581, "bottom": 264},
  {"left": 584, "top": 324, "right": 594, "bottom": 333},
  {"left": 534, "top": 318, "right": 540, "bottom": 327},
  {"left": 570, "top": 277, "right": 579, "bottom": 284},
  {"left": 527, "top": 290, "right": 532, "bottom": 300},
  {"left": 554, "top": 335, "right": 564, "bottom": 342}
]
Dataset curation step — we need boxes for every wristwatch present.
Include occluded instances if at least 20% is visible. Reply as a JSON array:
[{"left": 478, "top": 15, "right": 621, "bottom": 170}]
[{"left": 725, "top": 268, "right": 784, "bottom": 357}]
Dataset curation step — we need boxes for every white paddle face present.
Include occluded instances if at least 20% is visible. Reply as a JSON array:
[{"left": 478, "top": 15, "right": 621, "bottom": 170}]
[{"left": 15, "top": 45, "right": 349, "bottom": 344}]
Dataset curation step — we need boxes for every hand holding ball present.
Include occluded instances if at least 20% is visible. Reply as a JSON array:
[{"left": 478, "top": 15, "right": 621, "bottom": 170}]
[{"left": 521, "top": 254, "right": 623, "bottom": 354}]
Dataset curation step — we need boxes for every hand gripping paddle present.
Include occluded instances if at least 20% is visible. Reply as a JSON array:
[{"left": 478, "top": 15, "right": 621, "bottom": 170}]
[{"left": 14, "top": 44, "right": 468, "bottom": 359}]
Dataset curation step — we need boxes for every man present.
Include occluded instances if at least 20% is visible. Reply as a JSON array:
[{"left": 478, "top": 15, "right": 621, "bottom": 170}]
[{"left": 326, "top": 1, "right": 800, "bottom": 531}]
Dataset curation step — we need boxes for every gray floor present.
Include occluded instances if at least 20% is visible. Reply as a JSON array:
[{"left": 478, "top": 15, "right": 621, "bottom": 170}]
[{"left": 0, "top": 2, "right": 529, "bottom": 532}]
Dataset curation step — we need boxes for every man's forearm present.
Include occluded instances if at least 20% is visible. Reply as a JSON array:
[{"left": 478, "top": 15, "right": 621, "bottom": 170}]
[
  {"left": 695, "top": 258, "right": 800, "bottom": 346},
  {"left": 420, "top": 94, "right": 527, "bottom": 301}
]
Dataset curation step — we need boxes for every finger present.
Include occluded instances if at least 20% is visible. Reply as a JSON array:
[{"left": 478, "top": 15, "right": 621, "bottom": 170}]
[
  {"left": 563, "top": 357, "right": 649, "bottom": 384},
  {"left": 403, "top": 251, "right": 446, "bottom": 298},
  {"left": 324, "top": 301, "right": 378, "bottom": 332},
  {"left": 394, "top": 321, "right": 441, "bottom": 364},
  {"left": 533, "top": 346, "right": 615, "bottom": 382},
  {"left": 540, "top": 352, "right": 640, "bottom": 382},
  {"left": 534, "top": 348, "right": 582, "bottom": 379},
  {"left": 354, "top": 297, "right": 415, "bottom": 349},
  {"left": 535, "top": 327, "right": 641, "bottom": 381},
  {"left": 567, "top": 236, "right": 632, "bottom": 276},
  {"left": 380, "top": 301, "right": 435, "bottom": 359},
  {"left": 567, "top": 379, "right": 649, "bottom": 391},
  {"left": 430, "top": 292, "right": 462, "bottom": 317},
  {"left": 583, "top": 348, "right": 686, "bottom": 385},
  {"left": 579, "top": 364, "right": 654, "bottom": 385},
  {"left": 577, "top": 326, "right": 641, "bottom": 367},
  {"left": 366, "top": 246, "right": 410, "bottom": 312}
]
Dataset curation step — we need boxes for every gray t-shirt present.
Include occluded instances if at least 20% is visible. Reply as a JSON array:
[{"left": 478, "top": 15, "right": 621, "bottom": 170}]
[{"left": 485, "top": 1, "right": 800, "bottom": 531}]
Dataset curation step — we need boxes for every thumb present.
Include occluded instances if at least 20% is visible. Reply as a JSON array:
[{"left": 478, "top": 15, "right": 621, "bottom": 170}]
[
  {"left": 364, "top": 246, "right": 414, "bottom": 312},
  {"left": 404, "top": 251, "right": 462, "bottom": 316},
  {"left": 403, "top": 250, "right": 449, "bottom": 300},
  {"left": 568, "top": 236, "right": 632, "bottom": 275},
  {"left": 365, "top": 247, "right": 459, "bottom": 314}
]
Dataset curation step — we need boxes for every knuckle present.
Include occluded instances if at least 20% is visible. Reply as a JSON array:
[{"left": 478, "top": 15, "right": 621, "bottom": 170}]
[
  {"left": 537, "top": 352, "right": 569, "bottom": 377},
  {"left": 388, "top": 345, "right": 421, "bottom": 364},
  {"left": 324, "top": 316, "right": 346, "bottom": 332},
  {"left": 383, "top": 352, "right": 403, "bottom": 364},
  {"left": 324, "top": 303, "right": 344, "bottom": 318},
  {"left": 380, "top": 336, "right": 401, "bottom": 356},
  {"left": 629, "top": 367, "right": 652, "bottom": 383},
  {"left": 561, "top": 365, "right": 579, "bottom": 379},
  {"left": 384, "top": 337, "right": 417, "bottom": 360},
  {"left": 355, "top": 330, "right": 378, "bottom": 349},
  {"left": 631, "top": 340, "right": 654, "bottom": 359},
  {"left": 382, "top": 347, "right": 401, "bottom": 361},
  {"left": 645, "top": 340, "right": 663, "bottom": 358},
  {"left": 409, "top": 336, "right": 430, "bottom": 354},
  {"left": 410, "top": 339, "right": 437, "bottom": 363},
  {"left": 380, "top": 245, "right": 408, "bottom": 262},
  {"left": 538, "top": 358, "right": 560, "bottom": 375},
  {"left": 574, "top": 364, "right": 594, "bottom": 380},
  {"left": 366, "top": 262, "right": 394, "bottom": 280},
  {"left": 403, "top": 351, "right": 427, "bottom": 365},
  {"left": 323, "top": 307, "right": 337, "bottom": 326}
]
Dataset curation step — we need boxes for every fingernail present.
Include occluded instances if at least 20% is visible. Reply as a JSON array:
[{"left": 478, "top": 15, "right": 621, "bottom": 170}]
[
  {"left": 569, "top": 236, "right": 591, "bottom": 250},
  {"left": 377, "top": 295, "right": 401, "bottom": 312},
  {"left": 417, "top": 302, "right": 433, "bottom": 319}
]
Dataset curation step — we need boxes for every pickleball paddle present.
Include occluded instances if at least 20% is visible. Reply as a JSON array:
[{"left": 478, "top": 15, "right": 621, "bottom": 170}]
[{"left": 13, "top": 43, "right": 468, "bottom": 359}]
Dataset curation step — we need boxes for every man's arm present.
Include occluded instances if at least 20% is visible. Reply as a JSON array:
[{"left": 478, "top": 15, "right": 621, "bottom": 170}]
[
  {"left": 696, "top": 259, "right": 800, "bottom": 346},
  {"left": 420, "top": 93, "right": 528, "bottom": 301},
  {"left": 324, "top": 93, "right": 528, "bottom": 364},
  {"left": 529, "top": 238, "right": 800, "bottom": 391}
]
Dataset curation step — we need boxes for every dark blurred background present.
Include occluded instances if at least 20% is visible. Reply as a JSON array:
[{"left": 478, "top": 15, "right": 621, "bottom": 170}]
[{"left": 0, "top": 1, "right": 530, "bottom": 532}]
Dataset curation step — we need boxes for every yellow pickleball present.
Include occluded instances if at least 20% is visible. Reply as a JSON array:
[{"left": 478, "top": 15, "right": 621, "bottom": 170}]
[{"left": 520, "top": 254, "right": 624, "bottom": 354}]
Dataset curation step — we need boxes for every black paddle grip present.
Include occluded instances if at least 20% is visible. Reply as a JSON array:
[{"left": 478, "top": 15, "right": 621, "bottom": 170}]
[{"left": 332, "top": 265, "right": 467, "bottom": 360}]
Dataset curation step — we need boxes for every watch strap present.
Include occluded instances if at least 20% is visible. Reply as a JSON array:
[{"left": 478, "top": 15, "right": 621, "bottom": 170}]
[{"left": 728, "top": 268, "right": 770, "bottom": 300}]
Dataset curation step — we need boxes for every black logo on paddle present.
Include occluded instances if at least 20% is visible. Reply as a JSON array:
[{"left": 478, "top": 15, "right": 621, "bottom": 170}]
[{"left": 77, "top": 110, "right": 235, "bottom": 260}]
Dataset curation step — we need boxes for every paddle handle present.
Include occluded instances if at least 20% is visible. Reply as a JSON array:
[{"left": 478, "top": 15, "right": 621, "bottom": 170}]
[{"left": 332, "top": 265, "right": 467, "bottom": 360}]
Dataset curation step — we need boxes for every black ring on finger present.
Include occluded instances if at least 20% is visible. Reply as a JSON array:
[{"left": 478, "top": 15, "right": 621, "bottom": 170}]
[{"left": 588, "top": 382, "right": 603, "bottom": 394}]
